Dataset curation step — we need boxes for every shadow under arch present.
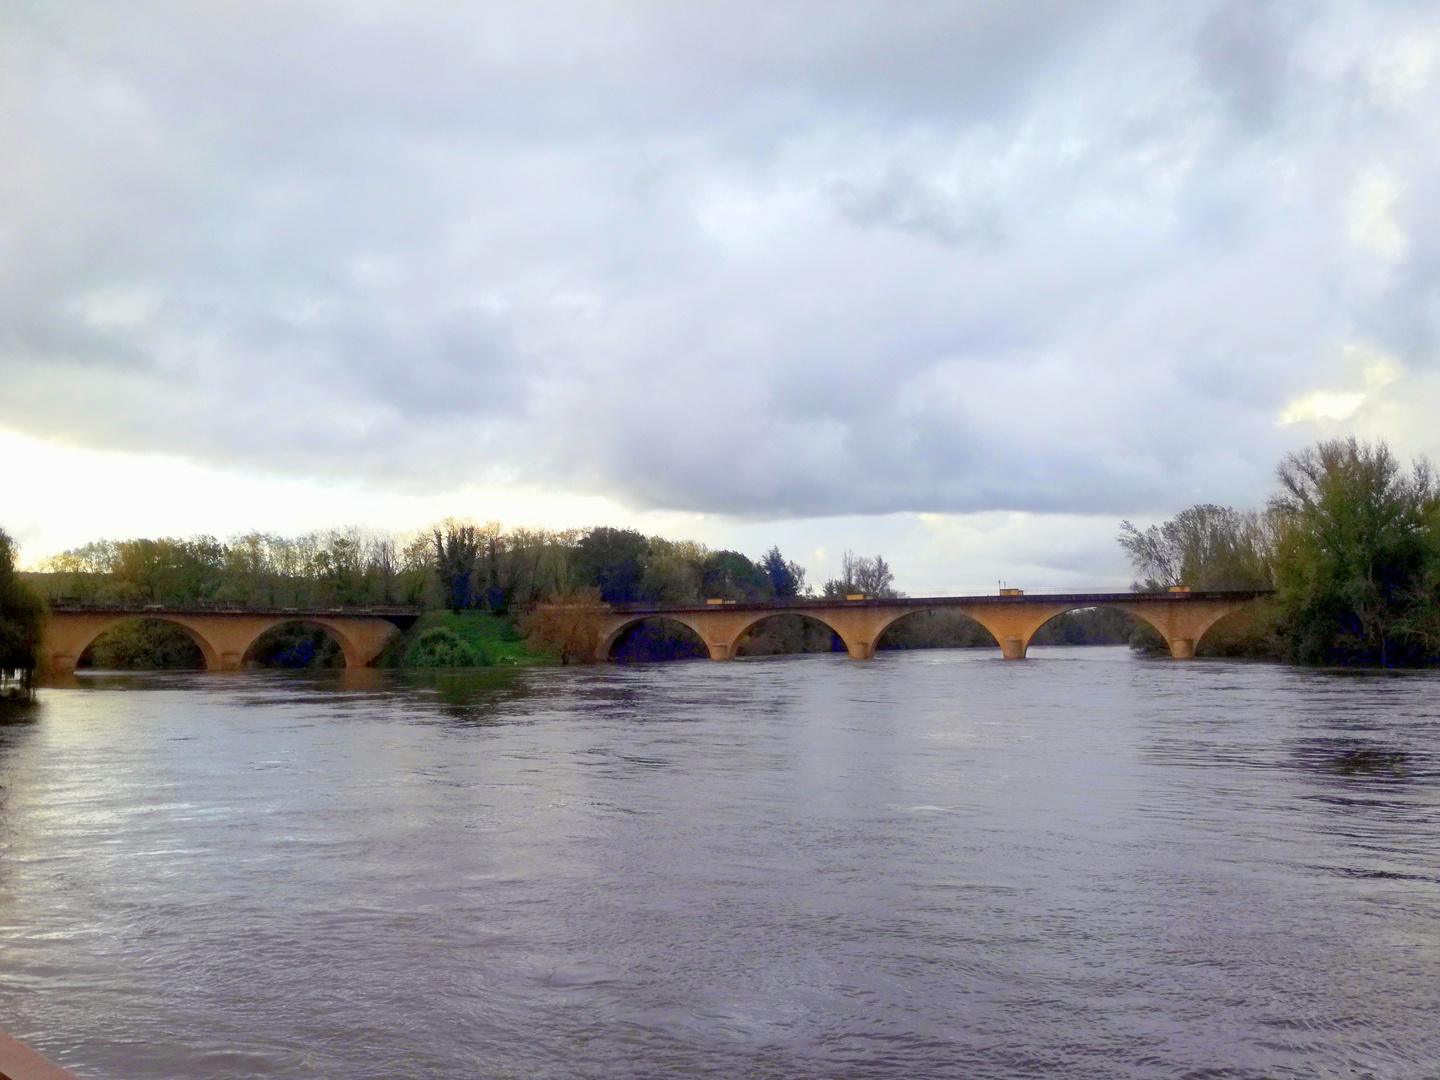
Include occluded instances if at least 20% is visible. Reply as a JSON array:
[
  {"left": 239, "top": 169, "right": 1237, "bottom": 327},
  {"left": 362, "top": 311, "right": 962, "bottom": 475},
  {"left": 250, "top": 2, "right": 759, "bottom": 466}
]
[
  {"left": 77, "top": 616, "right": 213, "bottom": 670},
  {"left": 875, "top": 608, "right": 998, "bottom": 652},
  {"left": 243, "top": 619, "right": 353, "bottom": 669},
  {"left": 608, "top": 616, "right": 709, "bottom": 663},
  {"left": 1026, "top": 605, "right": 1140, "bottom": 648},
  {"left": 734, "top": 612, "right": 846, "bottom": 658}
]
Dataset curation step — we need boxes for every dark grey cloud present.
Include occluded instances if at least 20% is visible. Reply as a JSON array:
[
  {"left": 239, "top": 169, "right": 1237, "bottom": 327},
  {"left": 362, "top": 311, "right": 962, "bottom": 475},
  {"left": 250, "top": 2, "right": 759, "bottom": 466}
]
[{"left": 3, "top": 0, "right": 1439, "bottom": 517}]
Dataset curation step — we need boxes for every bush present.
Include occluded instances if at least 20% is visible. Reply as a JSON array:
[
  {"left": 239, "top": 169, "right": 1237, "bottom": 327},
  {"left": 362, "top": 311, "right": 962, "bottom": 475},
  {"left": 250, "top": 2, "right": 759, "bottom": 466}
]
[
  {"left": 1271, "top": 438, "right": 1440, "bottom": 666},
  {"left": 406, "top": 627, "right": 487, "bottom": 668}
]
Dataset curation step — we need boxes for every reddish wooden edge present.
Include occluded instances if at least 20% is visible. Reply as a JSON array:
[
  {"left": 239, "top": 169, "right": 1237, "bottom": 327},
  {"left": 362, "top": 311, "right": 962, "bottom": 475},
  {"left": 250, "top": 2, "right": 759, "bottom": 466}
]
[{"left": 0, "top": 1029, "right": 81, "bottom": 1080}]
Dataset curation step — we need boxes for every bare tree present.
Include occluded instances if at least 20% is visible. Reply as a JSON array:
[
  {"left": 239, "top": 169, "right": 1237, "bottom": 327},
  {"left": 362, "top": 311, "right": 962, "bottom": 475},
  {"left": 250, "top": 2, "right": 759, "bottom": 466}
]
[
  {"left": 1118, "top": 505, "right": 1272, "bottom": 591},
  {"left": 824, "top": 551, "right": 898, "bottom": 598}
]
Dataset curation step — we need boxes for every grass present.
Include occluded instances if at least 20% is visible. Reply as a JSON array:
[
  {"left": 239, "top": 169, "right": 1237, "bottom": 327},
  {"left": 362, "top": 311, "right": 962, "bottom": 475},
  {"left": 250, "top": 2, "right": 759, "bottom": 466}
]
[{"left": 388, "top": 610, "right": 553, "bottom": 667}]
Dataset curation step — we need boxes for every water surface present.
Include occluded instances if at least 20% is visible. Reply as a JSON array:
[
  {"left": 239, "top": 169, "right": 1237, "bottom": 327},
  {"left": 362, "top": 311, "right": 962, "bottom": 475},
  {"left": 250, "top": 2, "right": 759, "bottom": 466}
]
[{"left": 1, "top": 648, "right": 1437, "bottom": 1079}]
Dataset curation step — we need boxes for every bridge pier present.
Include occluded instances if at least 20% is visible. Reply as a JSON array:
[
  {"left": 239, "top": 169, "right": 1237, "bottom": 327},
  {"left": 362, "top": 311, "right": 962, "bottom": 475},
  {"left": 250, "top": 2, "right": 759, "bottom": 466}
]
[
  {"left": 43, "top": 653, "right": 78, "bottom": 677},
  {"left": 845, "top": 639, "right": 874, "bottom": 660}
]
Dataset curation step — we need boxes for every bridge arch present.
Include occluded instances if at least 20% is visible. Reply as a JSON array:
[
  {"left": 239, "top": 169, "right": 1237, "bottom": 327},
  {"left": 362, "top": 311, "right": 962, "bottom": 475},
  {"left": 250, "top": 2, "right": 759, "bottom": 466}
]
[
  {"left": 1022, "top": 605, "right": 1141, "bottom": 650},
  {"left": 604, "top": 616, "right": 709, "bottom": 662},
  {"left": 242, "top": 618, "right": 360, "bottom": 668},
  {"left": 872, "top": 608, "right": 997, "bottom": 653},
  {"left": 598, "top": 614, "right": 710, "bottom": 661},
  {"left": 1111, "top": 600, "right": 1247, "bottom": 660},
  {"left": 733, "top": 612, "right": 846, "bottom": 658},
  {"left": 73, "top": 615, "right": 219, "bottom": 670}
]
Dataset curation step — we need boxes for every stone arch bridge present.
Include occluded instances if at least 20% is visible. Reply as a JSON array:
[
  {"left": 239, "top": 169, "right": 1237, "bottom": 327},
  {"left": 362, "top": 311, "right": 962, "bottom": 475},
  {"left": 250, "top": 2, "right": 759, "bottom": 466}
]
[
  {"left": 38, "top": 602, "right": 422, "bottom": 676},
  {"left": 593, "top": 590, "right": 1270, "bottom": 662}
]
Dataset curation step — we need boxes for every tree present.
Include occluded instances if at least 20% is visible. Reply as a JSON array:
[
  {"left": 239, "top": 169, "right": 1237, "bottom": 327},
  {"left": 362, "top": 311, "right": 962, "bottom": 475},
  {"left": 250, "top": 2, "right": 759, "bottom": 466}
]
[
  {"left": 1118, "top": 505, "right": 1272, "bottom": 591},
  {"left": 760, "top": 546, "right": 806, "bottom": 599},
  {"left": 1269, "top": 438, "right": 1439, "bottom": 665},
  {"left": 700, "top": 550, "right": 772, "bottom": 601},
  {"left": 573, "top": 527, "right": 649, "bottom": 602},
  {"left": 640, "top": 537, "right": 706, "bottom": 603},
  {"left": 822, "top": 551, "right": 897, "bottom": 598},
  {"left": 433, "top": 519, "right": 481, "bottom": 612},
  {"left": 522, "top": 589, "right": 609, "bottom": 663},
  {"left": 0, "top": 528, "right": 44, "bottom": 689}
]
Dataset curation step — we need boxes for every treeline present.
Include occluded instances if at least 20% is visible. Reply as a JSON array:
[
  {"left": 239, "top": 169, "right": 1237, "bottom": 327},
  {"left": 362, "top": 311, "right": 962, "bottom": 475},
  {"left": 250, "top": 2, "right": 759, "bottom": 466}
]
[
  {"left": 1121, "top": 438, "right": 1440, "bottom": 666},
  {"left": 31, "top": 520, "right": 912, "bottom": 615},
  {"left": 14, "top": 435, "right": 1432, "bottom": 674}
]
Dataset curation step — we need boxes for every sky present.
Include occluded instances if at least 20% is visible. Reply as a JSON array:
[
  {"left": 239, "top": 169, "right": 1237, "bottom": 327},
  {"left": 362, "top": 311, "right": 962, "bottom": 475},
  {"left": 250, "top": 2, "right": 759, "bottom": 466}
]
[{"left": 4, "top": 0, "right": 1440, "bottom": 594}]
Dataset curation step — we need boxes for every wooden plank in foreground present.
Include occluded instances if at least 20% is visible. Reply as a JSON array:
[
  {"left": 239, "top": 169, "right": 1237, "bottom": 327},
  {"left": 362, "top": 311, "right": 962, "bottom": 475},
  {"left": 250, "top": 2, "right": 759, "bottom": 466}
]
[{"left": 0, "top": 1029, "right": 81, "bottom": 1080}]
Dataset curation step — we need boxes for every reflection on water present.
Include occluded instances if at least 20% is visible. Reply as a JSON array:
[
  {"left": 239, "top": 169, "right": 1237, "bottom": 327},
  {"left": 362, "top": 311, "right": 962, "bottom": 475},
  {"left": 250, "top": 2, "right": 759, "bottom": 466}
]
[{"left": 2, "top": 648, "right": 1439, "bottom": 1080}]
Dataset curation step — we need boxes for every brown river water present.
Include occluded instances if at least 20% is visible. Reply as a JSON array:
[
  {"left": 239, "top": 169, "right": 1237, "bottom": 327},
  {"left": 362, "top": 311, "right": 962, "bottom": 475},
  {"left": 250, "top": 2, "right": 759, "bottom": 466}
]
[{"left": 1, "top": 647, "right": 1437, "bottom": 1079}]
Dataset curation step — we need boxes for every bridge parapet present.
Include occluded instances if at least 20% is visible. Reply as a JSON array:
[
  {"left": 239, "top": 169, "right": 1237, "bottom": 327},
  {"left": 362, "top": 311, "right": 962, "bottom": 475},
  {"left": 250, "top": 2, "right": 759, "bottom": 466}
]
[{"left": 44, "top": 599, "right": 423, "bottom": 619}]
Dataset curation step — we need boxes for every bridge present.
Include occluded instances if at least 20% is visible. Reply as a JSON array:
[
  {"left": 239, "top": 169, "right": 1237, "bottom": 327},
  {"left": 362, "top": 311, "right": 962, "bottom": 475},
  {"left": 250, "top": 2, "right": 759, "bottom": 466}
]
[
  {"left": 35, "top": 590, "right": 1270, "bottom": 677},
  {"left": 590, "top": 589, "right": 1270, "bottom": 661},
  {"left": 38, "top": 601, "right": 422, "bottom": 676}
]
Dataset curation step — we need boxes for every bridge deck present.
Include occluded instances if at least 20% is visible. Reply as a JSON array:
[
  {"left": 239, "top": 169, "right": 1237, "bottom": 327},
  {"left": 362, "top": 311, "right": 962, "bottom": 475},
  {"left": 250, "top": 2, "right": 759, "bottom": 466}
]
[{"left": 44, "top": 600, "right": 424, "bottom": 617}]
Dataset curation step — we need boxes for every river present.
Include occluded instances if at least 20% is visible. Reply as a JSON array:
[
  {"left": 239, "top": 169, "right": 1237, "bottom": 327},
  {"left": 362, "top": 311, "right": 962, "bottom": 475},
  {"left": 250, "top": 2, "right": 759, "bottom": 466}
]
[{"left": 1, "top": 647, "right": 1437, "bottom": 1079}]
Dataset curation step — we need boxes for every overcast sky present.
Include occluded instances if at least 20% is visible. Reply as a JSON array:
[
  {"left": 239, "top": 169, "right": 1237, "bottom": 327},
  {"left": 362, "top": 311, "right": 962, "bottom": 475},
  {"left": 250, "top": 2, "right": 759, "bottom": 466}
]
[{"left": 4, "top": 0, "right": 1439, "bottom": 592}]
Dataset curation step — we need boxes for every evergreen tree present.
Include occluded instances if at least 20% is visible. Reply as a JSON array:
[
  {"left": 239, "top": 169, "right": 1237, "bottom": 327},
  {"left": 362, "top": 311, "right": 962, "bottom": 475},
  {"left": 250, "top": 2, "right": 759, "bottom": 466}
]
[{"left": 760, "top": 546, "right": 806, "bottom": 599}]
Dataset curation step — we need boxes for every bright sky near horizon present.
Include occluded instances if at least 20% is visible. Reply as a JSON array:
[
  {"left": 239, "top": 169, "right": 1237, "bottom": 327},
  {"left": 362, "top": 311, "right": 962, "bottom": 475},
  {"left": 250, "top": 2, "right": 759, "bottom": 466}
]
[{"left": 5, "top": 1, "right": 1440, "bottom": 593}]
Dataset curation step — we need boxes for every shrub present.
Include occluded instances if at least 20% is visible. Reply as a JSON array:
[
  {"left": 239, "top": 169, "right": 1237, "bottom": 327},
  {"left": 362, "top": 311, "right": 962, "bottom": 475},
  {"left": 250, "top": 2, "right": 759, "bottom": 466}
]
[{"left": 406, "top": 627, "right": 484, "bottom": 668}]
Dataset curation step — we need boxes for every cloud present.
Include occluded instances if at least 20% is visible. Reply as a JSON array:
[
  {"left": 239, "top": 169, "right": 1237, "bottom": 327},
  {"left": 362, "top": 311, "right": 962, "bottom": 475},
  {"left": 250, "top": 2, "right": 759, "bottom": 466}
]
[
  {"left": 1348, "top": 165, "right": 1408, "bottom": 258},
  {"left": 3, "top": 0, "right": 1440, "bottom": 528}
]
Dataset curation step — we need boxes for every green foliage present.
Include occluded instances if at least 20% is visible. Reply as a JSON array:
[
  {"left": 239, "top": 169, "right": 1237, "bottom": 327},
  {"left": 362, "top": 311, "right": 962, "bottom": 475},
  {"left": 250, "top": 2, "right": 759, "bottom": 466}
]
[
  {"left": 407, "top": 628, "right": 482, "bottom": 668},
  {"left": 573, "top": 527, "right": 650, "bottom": 602},
  {"left": 433, "top": 519, "right": 482, "bottom": 612},
  {"left": 39, "top": 529, "right": 431, "bottom": 609},
  {"left": 1270, "top": 438, "right": 1440, "bottom": 665},
  {"left": 81, "top": 619, "right": 206, "bottom": 669},
  {"left": 760, "top": 546, "right": 806, "bottom": 599},
  {"left": 399, "top": 611, "right": 545, "bottom": 667},
  {"left": 700, "top": 550, "right": 773, "bottom": 601},
  {"left": 1121, "top": 439, "right": 1440, "bottom": 666},
  {"left": 638, "top": 537, "right": 706, "bottom": 603},
  {"left": 1118, "top": 505, "right": 1272, "bottom": 590},
  {"left": 28, "top": 522, "right": 821, "bottom": 628},
  {"left": 0, "top": 528, "right": 44, "bottom": 684}
]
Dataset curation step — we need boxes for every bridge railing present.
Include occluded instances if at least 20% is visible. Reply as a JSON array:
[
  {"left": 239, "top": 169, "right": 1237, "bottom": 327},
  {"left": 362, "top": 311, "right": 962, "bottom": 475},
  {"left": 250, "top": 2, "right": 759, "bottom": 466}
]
[{"left": 600, "top": 589, "right": 1273, "bottom": 614}]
